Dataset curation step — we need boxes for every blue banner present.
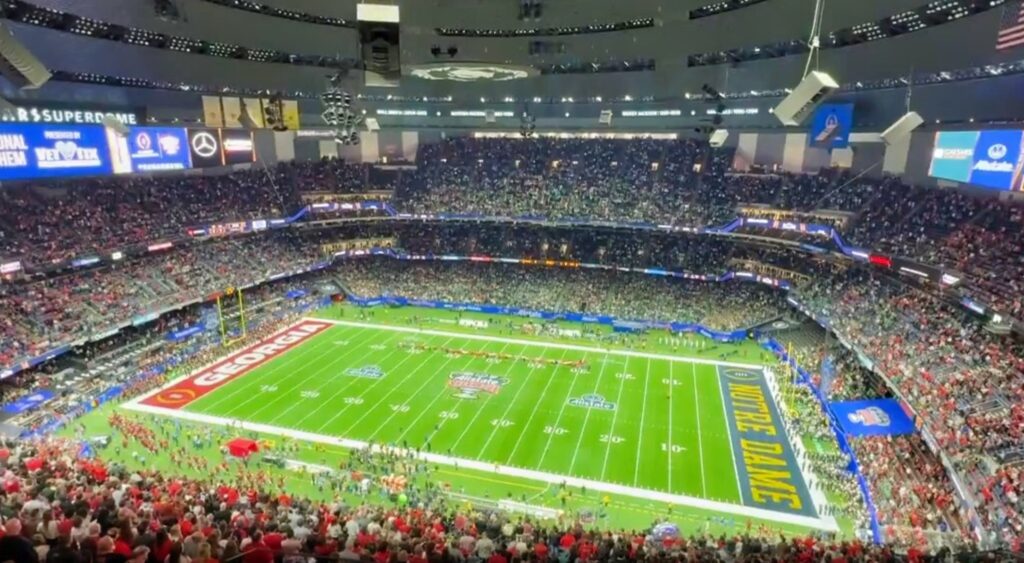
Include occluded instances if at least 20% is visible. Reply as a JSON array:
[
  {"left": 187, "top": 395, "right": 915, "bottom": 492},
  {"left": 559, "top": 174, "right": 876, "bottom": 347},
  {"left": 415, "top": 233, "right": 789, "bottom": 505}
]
[
  {"left": 124, "top": 127, "right": 191, "bottom": 173},
  {"left": 166, "top": 325, "right": 204, "bottom": 342},
  {"left": 830, "top": 399, "right": 917, "bottom": 437},
  {"left": 3, "top": 389, "right": 55, "bottom": 415},
  {"left": 808, "top": 103, "right": 854, "bottom": 149},
  {"left": 970, "top": 129, "right": 1024, "bottom": 190},
  {"left": 0, "top": 123, "right": 113, "bottom": 181}
]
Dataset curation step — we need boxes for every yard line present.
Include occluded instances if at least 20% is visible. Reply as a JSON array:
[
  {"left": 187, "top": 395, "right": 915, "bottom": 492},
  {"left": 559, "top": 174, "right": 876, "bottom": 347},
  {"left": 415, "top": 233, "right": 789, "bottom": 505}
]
[
  {"left": 600, "top": 356, "right": 630, "bottom": 480},
  {"left": 324, "top": 337, "right": 461, "bottom": 435},
  {"left": 219, "top": 330, "right": 404, "bottom": 420},
  {"left": 692, "top": 362, "right": 707, "bottom": 497},
  {"left": 505, "top": 351, "right": 577, "bottom": 463},
  {"left": 275, "top": 332, "right": 427, "bottom": 428},
  {"left": 446, "top": 344, "right": 526, "bottom": 452},
  {"left": 567, "top": 351, "right": 610, "bottom": 476},
  {"left": 633, "top": 357, "right": 652, "bottom": 487},
  {"left": 388, "top": 342, "right": 514, "bottom": 445},
  {"left": 535, "top": 352, "right": 589, "bottom": 468},
  {"left": 716, "top": 366, "right": 746, "bottom": 504},
  {"left": 667, "top": 360, "right": 673, "bottom": 493},
  {"left": 476, "top": 349, "right": 570, "bottom": 459},
  {"left": 195, "top": 327, "right": 361, "bottom": 412}
]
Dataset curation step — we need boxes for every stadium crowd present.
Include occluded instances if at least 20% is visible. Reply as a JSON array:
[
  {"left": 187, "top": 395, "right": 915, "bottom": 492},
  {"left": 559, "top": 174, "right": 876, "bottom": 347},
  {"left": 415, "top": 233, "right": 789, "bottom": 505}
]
[
  {"left": 0, "top": 138, "right": 1023, "bottom": 554},
  {"left": 796, "top": 270, "right": 1023, "bottom": 547},
  {"left": 336, "top": 260, "right": 787, "bottom": 331}
]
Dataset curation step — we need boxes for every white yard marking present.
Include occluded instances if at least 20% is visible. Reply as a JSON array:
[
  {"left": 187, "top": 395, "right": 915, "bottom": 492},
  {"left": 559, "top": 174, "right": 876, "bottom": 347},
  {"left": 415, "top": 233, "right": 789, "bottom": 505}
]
[
  {"left": 447, "top": 344, "right": 523, "bottom": 451},
  {"left": 334, "top": 337, "right": 460, "bottom": 437},
  {"left": 246, "top": 331, "right": 406, "bottom": 422},
  {"left": 692, "top": 361, "right": 707, "bottom": 497},
  {"left": 568, "top": 352, "right": 610, "bottom": 475},
  {"left": 506, "top": 353, "right": 575, "bottom": 463},
  {"left": 667, "top": 360, "right": 674, "bottom": 493},
  {"left": 633, "top": 358, "right": 652, "bottom": 486},
  {"left": 283, "top": 332, "right": 427, "bottom": 429},
  {"left": 478, "top": 349, "right": 570, "bottom": 460},
  {"left": 600, "top": 356, "right": 630, "bottom": 480},
  {"left": 536, "top": 350, "right": 589, "bottom": 468},
  {"left": 121, "top": 400, "right": 838, "bottom": 532}
]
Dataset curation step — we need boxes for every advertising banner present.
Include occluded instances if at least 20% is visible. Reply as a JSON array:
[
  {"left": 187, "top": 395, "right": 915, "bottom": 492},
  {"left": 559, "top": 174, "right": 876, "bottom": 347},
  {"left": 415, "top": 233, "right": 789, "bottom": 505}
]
[
  {"left": 928, "top": 129, "right": 1024, "bottom": 190},
  {"left": 830, "top": 398, "right": 917, "bottom": 437},
  {"left": 221, "top": 129, "right": 255, "bottom": 165},
  {"left": 124, "top": 127, "right": 191, "bottom": 173},
  {"left": 0, "top": 123, "right": 113, "bottom": 181},
  {"left": 187, "top": 128, "right": 223, "bottom": 168},
  {"left": 2, "top": 389, "right": 55, "bottom": 415},
  {"left": 808, "top": 103, "right": 854, "bottom": 149}
]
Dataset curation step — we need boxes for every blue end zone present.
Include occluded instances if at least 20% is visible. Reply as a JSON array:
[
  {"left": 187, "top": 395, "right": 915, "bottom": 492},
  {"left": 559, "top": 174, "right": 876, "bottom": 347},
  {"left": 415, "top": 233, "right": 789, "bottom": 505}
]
[{"left": 717, "top": 366, "right": 817, "bottom": 518}]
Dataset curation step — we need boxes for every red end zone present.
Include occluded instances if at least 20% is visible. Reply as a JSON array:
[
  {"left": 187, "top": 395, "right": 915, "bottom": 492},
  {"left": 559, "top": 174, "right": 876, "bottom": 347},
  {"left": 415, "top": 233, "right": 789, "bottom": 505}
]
[{"left": 140, "top": 320, "right": 332, "bottom": 410}]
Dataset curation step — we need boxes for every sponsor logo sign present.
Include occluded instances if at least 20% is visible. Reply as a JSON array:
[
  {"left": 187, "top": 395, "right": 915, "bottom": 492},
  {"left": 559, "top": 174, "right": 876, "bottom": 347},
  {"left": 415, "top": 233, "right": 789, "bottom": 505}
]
[
  {"left": 568, "top": 393, "right": 616, "bottom": 410},
  {"left": 125, "top": 127, "right": 191, "bottom": 172},
  {"left": 345, "top": 365, "right": 385, "bottom": 379},
  {"left": 141, "top": 321, "right": 330, "bottom": 409},
  {"left": 449, "top": 372, "right": 507, "bottom": 399},
  {"left": 847, "top": 406, "right": 890, "bottom": 427},
  {"left": 0, "top": 124, "right": 113, "bottom": 181}
]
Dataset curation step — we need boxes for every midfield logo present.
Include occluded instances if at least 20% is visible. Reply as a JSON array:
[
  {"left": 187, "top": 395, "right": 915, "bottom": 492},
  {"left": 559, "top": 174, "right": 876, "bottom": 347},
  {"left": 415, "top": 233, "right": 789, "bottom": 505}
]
[
  {"left": 449, "top": 372, "right": 508, "bottom": 399},
  {"left": 345, "top": 365, "right": 385, "bottom": 379}
]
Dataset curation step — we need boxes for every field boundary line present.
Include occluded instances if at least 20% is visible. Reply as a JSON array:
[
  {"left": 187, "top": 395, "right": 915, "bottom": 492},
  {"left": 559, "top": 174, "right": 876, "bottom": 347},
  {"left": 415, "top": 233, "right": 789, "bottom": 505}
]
[
  {"left": 310, "top": 318, "right": 763, "bottom": 369},
  {"left": 120, "top": 401, "right": 838, "bottom": 532}
]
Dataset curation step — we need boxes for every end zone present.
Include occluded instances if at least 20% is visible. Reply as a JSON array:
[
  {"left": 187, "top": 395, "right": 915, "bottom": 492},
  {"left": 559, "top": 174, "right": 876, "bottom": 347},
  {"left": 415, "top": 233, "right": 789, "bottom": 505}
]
[{"left": 137, "top": 320, "right": 332, "bottom": 409}]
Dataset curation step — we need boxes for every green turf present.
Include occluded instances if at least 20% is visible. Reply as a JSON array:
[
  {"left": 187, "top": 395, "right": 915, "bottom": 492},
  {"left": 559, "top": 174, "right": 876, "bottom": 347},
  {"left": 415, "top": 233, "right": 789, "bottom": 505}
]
[
  {"left": 181, "top": 307, "right": 752, "bottom": 505},
  {"left": 62, "top": 304, "right": 852, "bottom": 536}
]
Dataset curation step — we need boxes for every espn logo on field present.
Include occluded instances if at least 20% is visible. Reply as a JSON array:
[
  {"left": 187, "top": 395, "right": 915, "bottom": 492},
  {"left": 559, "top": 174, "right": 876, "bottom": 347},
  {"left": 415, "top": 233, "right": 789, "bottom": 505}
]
[{"left": 141, "top": 321, "right": 331, "bottom": 409}]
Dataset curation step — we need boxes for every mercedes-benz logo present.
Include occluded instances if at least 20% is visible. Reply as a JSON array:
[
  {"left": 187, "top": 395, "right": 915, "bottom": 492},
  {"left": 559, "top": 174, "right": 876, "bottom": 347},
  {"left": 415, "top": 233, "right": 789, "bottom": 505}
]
[{"left": 191, "top": 132, "right": 218, "bottom": 158}]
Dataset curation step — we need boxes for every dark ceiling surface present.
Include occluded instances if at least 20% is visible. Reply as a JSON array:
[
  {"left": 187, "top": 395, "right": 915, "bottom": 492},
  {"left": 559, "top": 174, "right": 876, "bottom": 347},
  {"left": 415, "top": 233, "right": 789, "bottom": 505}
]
[{"left": 0, "top": 0, "right": 1017, "bottom": 128}]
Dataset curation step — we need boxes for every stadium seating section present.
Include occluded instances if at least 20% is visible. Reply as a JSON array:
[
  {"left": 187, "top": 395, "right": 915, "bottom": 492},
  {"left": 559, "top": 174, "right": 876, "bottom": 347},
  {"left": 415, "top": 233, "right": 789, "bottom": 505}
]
[{"left": 1, "top": 138, "right": 1023, "bottom": 556}]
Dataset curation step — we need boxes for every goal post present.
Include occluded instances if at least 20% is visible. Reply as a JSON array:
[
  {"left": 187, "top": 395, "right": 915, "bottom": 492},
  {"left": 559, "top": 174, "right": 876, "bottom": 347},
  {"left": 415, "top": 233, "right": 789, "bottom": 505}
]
[{"left": 215, "top": 286, "right": 247, "bottom": 346}]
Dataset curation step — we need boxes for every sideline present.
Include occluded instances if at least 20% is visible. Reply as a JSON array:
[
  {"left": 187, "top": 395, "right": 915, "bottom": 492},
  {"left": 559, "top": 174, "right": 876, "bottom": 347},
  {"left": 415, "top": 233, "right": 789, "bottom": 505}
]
[
  {"left": 310, "top": 318, "right": 764, "bottom": 369},
  {"left": 121, "top": 401, "right": 838, "bottom": 532}
]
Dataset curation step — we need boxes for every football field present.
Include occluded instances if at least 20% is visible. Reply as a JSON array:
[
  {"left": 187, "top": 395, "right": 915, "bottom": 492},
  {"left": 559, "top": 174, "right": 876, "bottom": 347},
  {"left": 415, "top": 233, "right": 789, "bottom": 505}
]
[{"left": 127, "top": 307, "right": 828, "bottom": 530}]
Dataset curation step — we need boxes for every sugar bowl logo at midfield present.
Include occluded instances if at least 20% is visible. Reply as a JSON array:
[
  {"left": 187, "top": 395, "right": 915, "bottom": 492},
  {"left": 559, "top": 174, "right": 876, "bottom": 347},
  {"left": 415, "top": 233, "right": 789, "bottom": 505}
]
[{"left": 448, "top": 372, "right": 508, "bottom": 399}]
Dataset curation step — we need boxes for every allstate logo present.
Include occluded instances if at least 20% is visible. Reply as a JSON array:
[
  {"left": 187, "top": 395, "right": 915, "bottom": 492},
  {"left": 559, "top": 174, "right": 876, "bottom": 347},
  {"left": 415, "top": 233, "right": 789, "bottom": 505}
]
[
  {"left": 988, "top": 143, "right": 1008, "bottom": 160},
  {"left": 568, "top": 394, "right": 616, "bottom": 410},
  {"left": 344, "top": 365, "right": 384, "bottom": 379},
  {"left": 847, "top": 406, "right": 890, "bottom": 427},
  {"left": 722, "top": 368, "right": 759, "bottom": 381}
]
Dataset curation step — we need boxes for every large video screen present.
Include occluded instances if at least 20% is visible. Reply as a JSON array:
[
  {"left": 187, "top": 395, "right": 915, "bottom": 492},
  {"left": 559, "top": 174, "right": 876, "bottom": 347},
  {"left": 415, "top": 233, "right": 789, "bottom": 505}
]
[
  {"left": 0, "top": 123, "right": 114, "bottom": 181},
  {"left": 0, "top": 123, "right": 256, "bottom": 183},
  {"left": 808, "top": 103, "right": 854, "bottom": 149},
  {"left": 929, "top": 129, "right": 1024, "bottom": 191}
]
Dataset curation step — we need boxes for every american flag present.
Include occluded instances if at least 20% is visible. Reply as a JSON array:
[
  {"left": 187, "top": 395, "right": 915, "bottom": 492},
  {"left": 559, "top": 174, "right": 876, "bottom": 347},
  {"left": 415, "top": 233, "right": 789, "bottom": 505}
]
[{"left": 997, "top": 0, "right": 1024, "bottom": 51}]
